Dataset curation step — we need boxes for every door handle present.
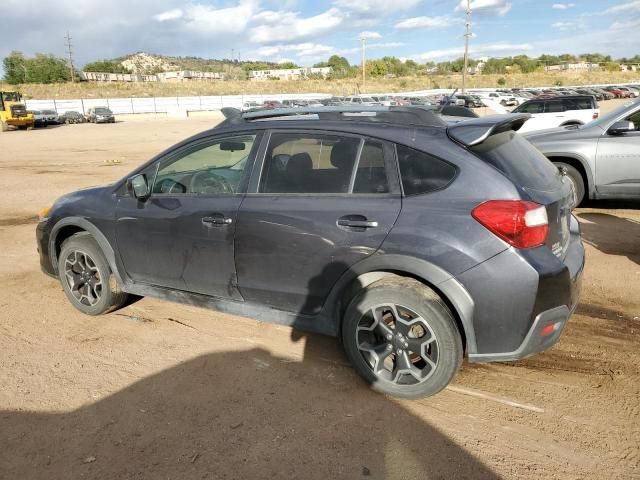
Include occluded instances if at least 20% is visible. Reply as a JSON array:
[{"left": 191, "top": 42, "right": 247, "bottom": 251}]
[
  {"left": 337, "top": 216, "right": 378, "bottom": 229},
  {"left": 202, "top": 215, "right": 233, "bottom": 226}
]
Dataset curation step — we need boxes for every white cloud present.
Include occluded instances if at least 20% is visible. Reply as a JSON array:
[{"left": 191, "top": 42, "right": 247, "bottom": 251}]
[
  {"left": 359, "top": 31, "right": 382, "bottom": 39},
  {"left": 254, "top": 43, "right": 336, "bottom": 59},
  {"left": 611, "top": 18, "right": 640, "bottom": 29},
  {"left": 551, "top": 3, "right": 575, "bottom": 9},
  {"left": 249, "top": 7, "right": 346, "bottom": 44},
  {"left": 153, "top": 1, "right": 258, "bottom": 35},
  {"left": 603, "top": 1, "right": 640, "bottom": 14},
  {"left": 413, "top": 42, "right": 532, "bottom": 60},
  {"left": 456, "top": 0, "right": 512, "bottom": 16},
  {"left": 339, "top": 42, "right": 405, "bottom": 55},
  {"left": 153, "top": 8, "right": 183, "bottom": 22},
  {"left": 552, "top": 21, "right": 574, "bottom": 29},
  {"left": 395, "top": 15, "right": 460, "bottom": 29},
  {"left": 333, "top": 0, "right": 422, "bottom": 14}
]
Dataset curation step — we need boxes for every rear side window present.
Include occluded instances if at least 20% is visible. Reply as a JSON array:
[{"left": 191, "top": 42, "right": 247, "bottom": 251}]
[
  {"left": 562, "top": 97, "right": 595, "bottom": 110},
  {"left": 470, "top": 131, "right": 560, "bottom": 191},
  {"left": 259, "top": 133, "right": 360, "bottom": 194},
  {"left": 545, "top": 101, "right": 564, "bottom": 113},
  {"left": 353, "top": 140, "right": 389, "bottom": 194},
  {"left": 396, "top": 144, "right": 457, "bottom": 196}
]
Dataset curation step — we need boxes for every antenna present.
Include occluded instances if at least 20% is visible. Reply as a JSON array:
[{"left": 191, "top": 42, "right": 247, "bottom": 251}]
[
  {"left": 65, "top": 31, "right": 75, "bottom": 82},
  {"left": 462, "top": 0, "right": 471, "bottom": 93}
]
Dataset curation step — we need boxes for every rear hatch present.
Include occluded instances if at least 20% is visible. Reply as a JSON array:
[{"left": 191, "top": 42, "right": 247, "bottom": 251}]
[{"left": 449, "top": 116, "right": 573, "bottom": 258}]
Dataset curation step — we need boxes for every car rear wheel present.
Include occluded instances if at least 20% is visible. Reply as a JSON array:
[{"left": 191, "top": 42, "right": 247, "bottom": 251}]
[
  {"left": 57, "top": 233, "right": 128, "bottom": 315},
  {"left": 342, "top": 277, "right": 463, "bottom": 399},
  {"left": 555, "top": 162, "right": 585, "bottom": 207}
]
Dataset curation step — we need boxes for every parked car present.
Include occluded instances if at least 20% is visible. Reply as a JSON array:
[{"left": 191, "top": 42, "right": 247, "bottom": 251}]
[
  {"left": 86, "top": 107, "right": 115, "bottom": 123},
  {"left": 27, "top": 110, "right": 48, "bottom": 128},
  {"left": 60, "top": 111, "right": 87, "bottom": 124},
  {"left": 604, "top": 87, "right": 628, "bottom": 98},
  {"left": 36, "top": 106, "right": 584, "bottom": 399},
  {"left": 343, "top": 96, "right": 380, "bottom": 106},
  {"left": 614, "top": 86, "right": 639, "bottom": 98},
  {"left": 370, "top": 95, "right": 395, "bottom": 106},
  {"left": 526, "top": 97, "right": 640, "bottom": 205},
  {"left": 41, "top": 109, "right": 60, "bottom": 124},
  {"left": 574, "top": 88, "right": 604, "bottom": 101},
  {"left": 589, "top": 87, "right": 615, "bottom": 100},
  {"left": 511, "top": 95, "right": 599, "bottom": 133},
  {"left": 454, "top": 95, "right": 484, "bottom": 108}
]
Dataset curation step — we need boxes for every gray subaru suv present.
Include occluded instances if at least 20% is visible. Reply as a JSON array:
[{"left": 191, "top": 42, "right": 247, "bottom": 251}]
[{"left": 36, "top": 106, "right": 584, "bottom": 398}]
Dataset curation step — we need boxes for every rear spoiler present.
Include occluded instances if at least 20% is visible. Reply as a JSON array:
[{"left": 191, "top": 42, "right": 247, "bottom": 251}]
[{"left": 447, "top": 113, "right": 531, "bottom": 147}]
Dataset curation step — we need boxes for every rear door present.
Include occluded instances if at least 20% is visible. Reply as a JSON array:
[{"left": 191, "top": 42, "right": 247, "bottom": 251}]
[{"left": 234, "top": 130, "right": 402, "bottom": 315}]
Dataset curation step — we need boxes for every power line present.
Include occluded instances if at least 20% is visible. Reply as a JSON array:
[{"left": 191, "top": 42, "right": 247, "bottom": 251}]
[
  {"left": 462, "top": 0, "right": 471, "bottom": 93},
  {"left": 65, "top": 31, "right": 76, "bottom": 82}
]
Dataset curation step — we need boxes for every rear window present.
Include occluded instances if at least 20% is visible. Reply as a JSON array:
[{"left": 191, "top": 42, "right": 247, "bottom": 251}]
[
  {"left": 396, "top": 144, "right": 457, "bottom": 196},
  {"left": 470, "top": 131, "right": 560, "bottom": 191}
]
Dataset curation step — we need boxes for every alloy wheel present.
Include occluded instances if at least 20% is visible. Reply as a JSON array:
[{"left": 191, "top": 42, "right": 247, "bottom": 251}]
[
  {"left": 356, "top": 303, "right": 439, "bottom": 385},
  {"left": 63, "top": 250, "right": 103, "bottom": 306}
]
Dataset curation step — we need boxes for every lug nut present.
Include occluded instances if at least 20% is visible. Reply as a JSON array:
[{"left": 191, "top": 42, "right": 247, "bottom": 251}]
[{"left": 386, "top": 333, "right": 392, "bottom": 340}]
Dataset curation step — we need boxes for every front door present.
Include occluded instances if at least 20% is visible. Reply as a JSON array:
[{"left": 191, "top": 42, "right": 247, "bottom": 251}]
[
  {"left": 235, "top": 131, "right": 402, "bottom": 315},
  {"left": 595, "top": 106, "right": 640, "bottom": 197},
  {"left": 115, "top": 132, "right": 260, "bottom": 298}
]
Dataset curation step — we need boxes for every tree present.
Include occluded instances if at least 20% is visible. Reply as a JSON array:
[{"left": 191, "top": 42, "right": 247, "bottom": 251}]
[
  {"left": 367, "top": 59, "right": 388, "bottom": 77},
  {"left": 2, "top": 51, "right": 27, "bottom": 84},
  {"left": 277, "top": 61, "right": 298, "bottom": 69},
  {"left": 325, "top": 55, "right": 352, "bottom": 78},
  {"left": 84, "top": 60, "right": 129, "bottom": 73}
]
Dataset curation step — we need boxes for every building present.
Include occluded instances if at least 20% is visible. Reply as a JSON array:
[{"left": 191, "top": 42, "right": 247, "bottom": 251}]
[
  {"left": 157, "top": 71, "right": 224, "bottom": 82},
  {"left": 544, "top": 63, "right": 600, "bottom": 72},
  {"left": 80, "top": 70, "right": 224, "bottom": 83},
  {"left": 249, "top": 67, "right": 332, "bottom": 81}
]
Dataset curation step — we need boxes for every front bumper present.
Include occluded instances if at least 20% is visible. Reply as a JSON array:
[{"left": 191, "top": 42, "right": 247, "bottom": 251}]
[
  {"left": 36, "top": 219, "right": 56, "bottom": 277},
  {"left": 460, "top": 215, "right": 584, "bottom": 362}
]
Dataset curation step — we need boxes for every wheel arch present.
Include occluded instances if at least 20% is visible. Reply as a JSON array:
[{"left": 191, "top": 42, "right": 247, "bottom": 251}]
[
  {"left": 50, "top": 217, "right": 125, "bottom": 286},
  {"left": 323, "top": 254, "right": 477, "bottom": 355},
  {"left": 546, "top": 154, "right": 593, "bottom": 199}
]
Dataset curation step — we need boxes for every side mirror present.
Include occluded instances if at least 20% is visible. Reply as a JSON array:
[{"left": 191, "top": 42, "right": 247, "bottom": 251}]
[
  {"left": 608, "top": 120, "right": 635, "bottom": 135},
  {"left": 129, "top": 174, "right": 149, "bottom": 199}
]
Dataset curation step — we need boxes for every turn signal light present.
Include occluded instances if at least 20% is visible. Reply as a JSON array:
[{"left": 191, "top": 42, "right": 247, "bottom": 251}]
[{"left": 472, "top": 200, "right": 549, "bottom": 249}]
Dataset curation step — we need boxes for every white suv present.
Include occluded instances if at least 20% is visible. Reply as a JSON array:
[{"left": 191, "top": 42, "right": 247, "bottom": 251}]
[{"left": 512, "top": 95, "right": 599, "bottom": 133}]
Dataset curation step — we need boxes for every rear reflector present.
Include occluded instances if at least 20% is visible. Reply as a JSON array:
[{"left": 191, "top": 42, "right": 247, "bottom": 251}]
[
  {"left": 541, "top": 322, "right": 561, "bottom": 336},
  {"left": 592, "top": 112, "right": 599, "bottom": 120},
  {"left": 472, "top": 200, "right": 549, "bottom": 249}
]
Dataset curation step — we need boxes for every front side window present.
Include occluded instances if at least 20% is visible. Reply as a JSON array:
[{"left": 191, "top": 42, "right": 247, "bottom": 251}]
[
  {"left": 153, "top": 134, "right": 256, "bottom": 195},
  {"left": 517, "top": 102, "right": 543, "bottom": 114}
]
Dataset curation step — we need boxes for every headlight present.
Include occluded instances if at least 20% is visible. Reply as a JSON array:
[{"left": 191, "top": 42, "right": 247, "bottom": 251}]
[{"left": 39, "top": 206, "right": 52, "bottom": 221}]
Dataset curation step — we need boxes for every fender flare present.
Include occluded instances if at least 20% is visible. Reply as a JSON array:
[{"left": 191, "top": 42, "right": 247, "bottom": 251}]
[
  {"left": 49, "top": 217, "right": 125, "bottom": 287},
  {"left": 322, "top": 254, "right": 478, "bottom": 354}
]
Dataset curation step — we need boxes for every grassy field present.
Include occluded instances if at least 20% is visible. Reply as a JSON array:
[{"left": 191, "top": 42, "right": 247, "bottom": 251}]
[{"left": 3, "top": 71, "right": 640, "bottom": 99}]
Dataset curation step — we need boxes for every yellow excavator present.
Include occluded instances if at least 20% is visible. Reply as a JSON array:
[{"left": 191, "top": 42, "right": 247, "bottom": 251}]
[{"left": 0, "top": 91, "right": 34, "bottom": 132}]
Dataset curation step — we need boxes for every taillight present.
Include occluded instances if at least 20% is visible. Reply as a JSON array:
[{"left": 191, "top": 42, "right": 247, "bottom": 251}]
[{"left": 472, "top": 200, "right": 549, "bottom": 249}]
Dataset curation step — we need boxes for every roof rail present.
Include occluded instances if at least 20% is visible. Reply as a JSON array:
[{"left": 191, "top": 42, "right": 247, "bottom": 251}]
[{"left": 218, "top": 105, "right": 447, "bottom": 128}]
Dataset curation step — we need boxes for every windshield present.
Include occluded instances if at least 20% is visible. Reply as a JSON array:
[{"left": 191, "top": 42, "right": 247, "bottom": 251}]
[
  {"left": 589, "top": 97, "right": 640, "bottom": 129},
  {"left": 95, "top": 108, "right": 112, "bottom": 114},
  {"left": 2, "top": 92, "right": 21, "bottom": 102}
]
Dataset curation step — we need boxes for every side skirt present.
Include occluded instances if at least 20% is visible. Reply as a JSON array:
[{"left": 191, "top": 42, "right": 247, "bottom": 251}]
[{"left": 124, "top": 282, "right": 339, "bottom": 337}]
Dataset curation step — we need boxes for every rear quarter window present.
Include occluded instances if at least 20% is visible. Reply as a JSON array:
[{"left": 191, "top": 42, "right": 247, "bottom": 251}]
[
  {"left": 396, "top": 144, "right": 457, "bottom": 196},
  {"left": 470, "top": 131, "right": 560, "bottom": 191}
]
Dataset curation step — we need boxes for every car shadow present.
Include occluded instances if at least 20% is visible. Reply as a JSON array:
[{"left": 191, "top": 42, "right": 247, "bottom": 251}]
[
  {"left": 578, "top": 212, "right": 640, "bottom": 265},
  {"left": 0, "top": 346, "right": 499, "bottom": 479}
]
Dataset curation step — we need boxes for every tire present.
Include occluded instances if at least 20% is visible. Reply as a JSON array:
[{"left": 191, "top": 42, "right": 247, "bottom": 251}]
[
  {"left": 57, "top": 233, "right": 128, "bottom": 315},
  {"left": 554, "top": 162, "right": 585, "bottom": 207},
  {"left": 341, "top": 277, "right": 463, "bottom": 399}
]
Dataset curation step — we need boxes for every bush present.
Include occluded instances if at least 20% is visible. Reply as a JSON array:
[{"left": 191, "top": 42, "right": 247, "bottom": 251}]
[{"left": 497, "top": 77, "right": 506, "bottom": 86}]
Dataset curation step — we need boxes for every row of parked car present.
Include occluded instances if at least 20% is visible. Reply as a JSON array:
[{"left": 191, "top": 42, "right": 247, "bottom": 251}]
[{"left": 28, "top": 107, "right": 116, "bottom": 127}]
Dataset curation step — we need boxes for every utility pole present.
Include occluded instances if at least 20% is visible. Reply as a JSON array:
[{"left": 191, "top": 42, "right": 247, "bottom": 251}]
[
  {"left": 462, "top": 0, "right": 471, "bottom": 93},
  {"left": 65, "top": 31, "right": 75, "bottom": 82},
  {"left": 360, "top": 35, "right": 367, "bottom": 86}
]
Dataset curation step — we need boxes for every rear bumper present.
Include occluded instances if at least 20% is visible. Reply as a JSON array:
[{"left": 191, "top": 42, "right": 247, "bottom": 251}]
[{"left": 461, "top": 214, "right": 584, "bottom": 362}]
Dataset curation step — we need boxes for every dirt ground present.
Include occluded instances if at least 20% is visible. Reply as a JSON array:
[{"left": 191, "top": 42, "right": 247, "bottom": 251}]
[{"left": 0, "top": 107, "right": 638, "bottom": 479}]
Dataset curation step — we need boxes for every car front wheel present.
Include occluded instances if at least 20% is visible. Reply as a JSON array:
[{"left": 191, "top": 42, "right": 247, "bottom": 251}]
[
  {"left": 342, "top": 277, "right": 463, "bottom": 399},
  {"left": 555, "top": 162, "right": 585, "bottom": 207},
  {"left": 57, "top": 233, "right": 128, "bottom": 315}
]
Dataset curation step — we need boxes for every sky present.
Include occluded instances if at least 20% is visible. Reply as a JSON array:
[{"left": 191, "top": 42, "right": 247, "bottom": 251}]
[{"left": 2, "top": 0, "right": 640, "bottom": 69}]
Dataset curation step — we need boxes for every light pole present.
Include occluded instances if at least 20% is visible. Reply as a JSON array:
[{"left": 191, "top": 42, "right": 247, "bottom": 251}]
[
  {"left": 462, "top": 0, "right": 471, "bottom": 93},
  {"left": 360, "top": 35, "right": 367, "bottom": 87}
]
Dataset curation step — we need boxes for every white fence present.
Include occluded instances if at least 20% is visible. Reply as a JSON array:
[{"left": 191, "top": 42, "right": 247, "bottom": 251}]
[{"left": 24, "top": 93, "right": 335, "bottom": 115}]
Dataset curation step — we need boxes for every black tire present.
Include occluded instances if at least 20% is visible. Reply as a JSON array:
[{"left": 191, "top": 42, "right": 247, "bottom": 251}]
[
  {"left": 342, "top": 277, "right": 463, "bottom": 399},
  {"left": 57, "top": 233, "right": 128, "bottom": 315},
  {"left": 554, "top": 162, "right": 585, "bottom": 207}
]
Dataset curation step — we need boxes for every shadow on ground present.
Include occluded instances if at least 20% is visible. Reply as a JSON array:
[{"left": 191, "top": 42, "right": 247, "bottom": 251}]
[
  {"left": 578, "top": 211, "right": 640, "bottom": 265},
  {"left": 0, "top": 346, "right": 498, "bottom": 480}
]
